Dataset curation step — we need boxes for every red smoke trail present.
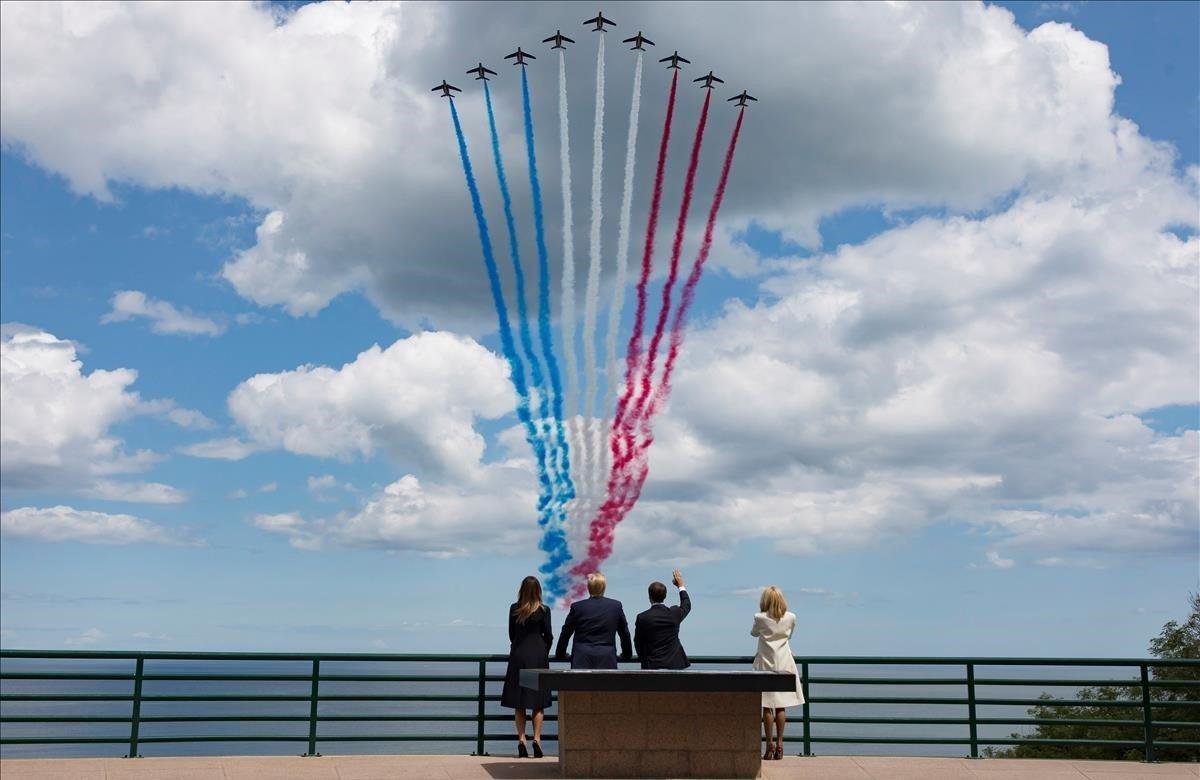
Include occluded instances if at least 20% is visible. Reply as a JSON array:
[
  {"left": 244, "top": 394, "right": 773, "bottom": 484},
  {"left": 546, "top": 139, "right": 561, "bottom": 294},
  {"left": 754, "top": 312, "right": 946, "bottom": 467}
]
[
  {"left": 647, "top": 107, "right": 746, "bottom": 423},
  {"left": 568, "top": 107, "right": 747, "bottom": 597},
  {"left": 620, "top": 89, "right": 712, "bottom": 470},
  {"left": 608, "top": 71, "right": 678, "bottom": 471},
  {"left": 569, "top": 89, "right": 712, "bottom": 592}
]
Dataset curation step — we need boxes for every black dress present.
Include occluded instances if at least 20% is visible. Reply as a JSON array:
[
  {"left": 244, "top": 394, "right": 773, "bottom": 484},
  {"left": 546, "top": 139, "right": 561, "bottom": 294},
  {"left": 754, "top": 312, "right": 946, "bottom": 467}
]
[{"left": 500, "top": 604, "right": 553, "bottom": 710}]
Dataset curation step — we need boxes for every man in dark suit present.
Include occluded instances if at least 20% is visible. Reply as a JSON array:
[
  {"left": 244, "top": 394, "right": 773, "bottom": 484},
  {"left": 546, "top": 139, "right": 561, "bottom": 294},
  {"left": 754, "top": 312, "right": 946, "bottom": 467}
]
[
  {"left": 554, "top": 572, "right": 632, "bottom": 669},
  {"left": 634, "top": 569, "right": 692, "bottom": 670}
]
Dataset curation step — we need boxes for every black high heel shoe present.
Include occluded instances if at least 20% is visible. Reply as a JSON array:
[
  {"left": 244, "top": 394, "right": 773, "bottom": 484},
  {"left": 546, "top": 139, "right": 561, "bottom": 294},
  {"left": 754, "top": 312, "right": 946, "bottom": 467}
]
[
  {"left": 518, "top": 741, "right": 529, "bottom": 759},
  {"left": 532, "top": 741, "right": 544, "bottom": 759}
]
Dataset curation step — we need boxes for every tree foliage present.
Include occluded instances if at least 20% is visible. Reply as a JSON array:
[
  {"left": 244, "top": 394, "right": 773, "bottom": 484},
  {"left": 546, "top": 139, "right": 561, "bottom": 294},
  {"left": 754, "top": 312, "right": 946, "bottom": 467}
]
[{"left": 985, "top": 594, "right": 1198, "bottom": 762}]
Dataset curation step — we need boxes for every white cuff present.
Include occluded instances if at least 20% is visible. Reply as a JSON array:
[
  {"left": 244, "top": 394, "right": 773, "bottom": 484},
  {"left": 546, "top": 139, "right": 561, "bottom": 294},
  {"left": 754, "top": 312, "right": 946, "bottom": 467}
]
[{"left": 678, "top": 585, "right": 686, "bottom": 591}]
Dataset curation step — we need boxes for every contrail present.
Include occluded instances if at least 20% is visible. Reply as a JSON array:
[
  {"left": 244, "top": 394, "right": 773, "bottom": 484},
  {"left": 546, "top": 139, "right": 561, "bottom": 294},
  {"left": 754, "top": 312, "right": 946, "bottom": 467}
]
[
  {"left": 649, "top": 108, "right": 746, "bottom": 423},
  {"left": 570, "top": 70, "right": 678, "bottom": 590},
  {"left": 520, "top": 69, "right": 576, "bottom": 545},
  {"left": 599, "top": 51, "right": 643, "bottom": 498},
  {"left": 608, "top": 70, "right": 677, "bottom": 474},
  {"left": 623, "top": 87, "right": 712, "bottom": 475},
  {"left": 571, "top": 104, "right": 748, "bottom": 589},
  {"left": 447, "top": 100, "right": 562, "bottom": 570},
  {"left": 484, "top": 75, "right": 571, "bottom": 597},
  {"left": 482, "top": 81, "right": 550, "bottom": 475},
  {"left": 556, "top": 48, "right": 586, "bottom": 569},
  {"left": 581, "top": 32, "right": 607, "bottom": 519}
]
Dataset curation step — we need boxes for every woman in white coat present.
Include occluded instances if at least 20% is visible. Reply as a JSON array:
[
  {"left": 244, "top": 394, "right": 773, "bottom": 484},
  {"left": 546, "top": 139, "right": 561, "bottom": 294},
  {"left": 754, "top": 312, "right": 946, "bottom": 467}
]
[{"left": 752, "top": 586, "right": 804, "bottom": 760}]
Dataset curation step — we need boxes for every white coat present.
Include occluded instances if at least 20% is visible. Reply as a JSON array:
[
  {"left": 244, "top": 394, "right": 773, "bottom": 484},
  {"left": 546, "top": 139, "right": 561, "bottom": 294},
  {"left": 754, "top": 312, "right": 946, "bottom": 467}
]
[{"left": 752, "top": 610, "right": 805, "bottom": 708}]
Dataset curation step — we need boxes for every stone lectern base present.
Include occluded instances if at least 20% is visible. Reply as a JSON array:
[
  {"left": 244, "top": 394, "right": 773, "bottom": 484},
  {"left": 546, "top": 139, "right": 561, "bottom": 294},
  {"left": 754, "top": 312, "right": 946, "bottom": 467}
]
[{"left": 520, "top": 669, "right": 795, "bottom": 779}]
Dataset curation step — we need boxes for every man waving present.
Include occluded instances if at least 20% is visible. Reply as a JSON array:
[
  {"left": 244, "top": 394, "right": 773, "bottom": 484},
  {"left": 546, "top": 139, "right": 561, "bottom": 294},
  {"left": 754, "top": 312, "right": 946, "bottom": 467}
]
[{"left": 634, "top": 569, "right": 692, "bottom": 670}]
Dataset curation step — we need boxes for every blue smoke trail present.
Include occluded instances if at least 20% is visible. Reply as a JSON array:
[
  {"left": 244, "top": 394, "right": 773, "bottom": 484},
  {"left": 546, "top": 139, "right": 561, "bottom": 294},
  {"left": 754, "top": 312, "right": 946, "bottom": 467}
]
[
  {"left": 448, "top": 100, "right": 560, "bottom": 569},
  {"left": 483, "top": 81, "right": 572, "bottom": 594},
  {"left": 521, "top": 67, "right": 575, "bottom": 595},
  {"left": 482, "top": 86, "right": 554, "bottom": 490}
]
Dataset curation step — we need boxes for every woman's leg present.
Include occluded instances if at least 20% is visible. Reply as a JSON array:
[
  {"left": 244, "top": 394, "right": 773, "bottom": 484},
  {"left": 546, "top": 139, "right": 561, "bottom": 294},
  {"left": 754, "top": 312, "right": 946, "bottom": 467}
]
[
  {"left": 532, "top": 708, "right": 544, "bottom": 743},
  {"left": 761, "top": 707, "right": 774, "bottom": 755},
  {"left": 515, "top": 708, "right": 527, "bottom": 742},
  {"left": 774, "top": 708, "right": 786, "bottom": 754}
]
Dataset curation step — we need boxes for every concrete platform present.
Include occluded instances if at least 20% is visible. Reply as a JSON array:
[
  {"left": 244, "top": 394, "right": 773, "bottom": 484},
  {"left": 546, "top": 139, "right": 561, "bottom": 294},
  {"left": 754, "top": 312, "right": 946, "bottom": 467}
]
[{"left": 1, "top": 755, "right": 1196, "bottom": 779}]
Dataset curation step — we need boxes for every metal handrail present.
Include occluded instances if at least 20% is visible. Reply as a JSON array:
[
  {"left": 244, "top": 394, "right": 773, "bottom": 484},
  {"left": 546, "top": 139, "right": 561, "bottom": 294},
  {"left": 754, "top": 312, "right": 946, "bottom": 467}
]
[{"left": 1, "top": 650, "right": 1196, "bottom": 761}]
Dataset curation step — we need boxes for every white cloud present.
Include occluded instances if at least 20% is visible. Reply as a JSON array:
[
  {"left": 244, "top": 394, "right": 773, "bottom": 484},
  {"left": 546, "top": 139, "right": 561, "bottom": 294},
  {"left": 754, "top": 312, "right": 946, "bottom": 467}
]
[
  {"left": 101, "top": 290, "right": 224, "bottom": 336},
  {"left": 986, "top": 550, "right": 1016, "bottom": 569},
  {"left": 1, "top": 1, "right": 1195, "bottom": 569},
  {"left": 1, "top": 506, "right": 177, "bottom": 545},
  {"left": 251, "top": 512, "right": 322, "bottom": 551},
  {"left": 0, "top": 2, "right": 1171, "bottom": 325},
  {"left": 80, "top": 479, "right": 187, "bottom": 504},
  {"left": 307, "top": 474, "right": 338, "bottom": 495},
  {"left": 225, "top": 332, "right": 512, "bottom": 477},
  {"left": 64, "top": 627, "right": 104, "bottom": 646},
  {"left": 258, "top": 481, "right": 277, "bottom": 493},
  {"left": 179, "top": 437, "right": 258, "bottom": 461},
  {"left": 165, "top": 407, "right": 214, "bottom": 430},
  {"left": 1, "top": 324, "right": 152, "bottom": 490},
  {"left": 227, "top": 488, "right": 248, "bottom": 499},
  {"left": 133, "top": 630, "right": 172, "bottom": 642}
]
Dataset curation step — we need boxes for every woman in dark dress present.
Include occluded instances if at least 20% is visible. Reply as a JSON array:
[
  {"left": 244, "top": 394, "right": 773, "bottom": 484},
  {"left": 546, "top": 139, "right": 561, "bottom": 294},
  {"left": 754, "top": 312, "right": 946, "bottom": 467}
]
[{"left": 501, "top": 575, "right": 553, "bottom": 758}]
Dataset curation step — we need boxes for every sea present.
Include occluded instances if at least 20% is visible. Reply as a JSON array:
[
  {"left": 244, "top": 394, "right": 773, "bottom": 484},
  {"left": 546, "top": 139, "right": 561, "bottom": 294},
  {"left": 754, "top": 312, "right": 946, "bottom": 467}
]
[{"left": 0, "top": 657, "right": 1128, "bottom": 759}]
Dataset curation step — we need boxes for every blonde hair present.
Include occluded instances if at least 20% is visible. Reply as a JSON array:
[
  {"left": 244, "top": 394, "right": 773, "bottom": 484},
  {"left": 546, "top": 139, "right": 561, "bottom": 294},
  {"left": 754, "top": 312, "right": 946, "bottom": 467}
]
[
  {"left": 760, "top": 586, "right": 787, "bottom": 620},
  {"left": 515, "top": 576, "right": 544, "bottom": 624},
  {"left": 586, "top": 572, "right": 607, "bottom": 597}
]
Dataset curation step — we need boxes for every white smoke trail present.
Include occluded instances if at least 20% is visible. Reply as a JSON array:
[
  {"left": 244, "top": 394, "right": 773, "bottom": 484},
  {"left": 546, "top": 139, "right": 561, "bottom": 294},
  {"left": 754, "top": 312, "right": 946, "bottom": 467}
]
[
  {"left": 581, "top": 33, "right": 606, "bottom": 516},
  {"left": 557, "top": 49, "right": 585, "bottom": 554},
  {"left": 600, "top": 52, "right": 643, "bottom": 489}
]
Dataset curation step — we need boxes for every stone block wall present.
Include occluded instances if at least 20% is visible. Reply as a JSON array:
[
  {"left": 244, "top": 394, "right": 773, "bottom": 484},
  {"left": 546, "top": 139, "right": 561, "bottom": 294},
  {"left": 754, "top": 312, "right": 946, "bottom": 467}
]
[{"left": 558, "top": 690, "right": 762, "bottom": 778}]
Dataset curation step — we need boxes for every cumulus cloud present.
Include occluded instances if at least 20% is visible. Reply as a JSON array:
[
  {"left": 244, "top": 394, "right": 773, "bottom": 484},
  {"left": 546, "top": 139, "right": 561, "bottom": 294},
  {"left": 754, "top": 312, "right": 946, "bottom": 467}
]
[
  {"left": 101, "top": 290, "right": 224, "bottom": 336},
  {"left": 80, "top": 479, "right": 187, "bottom": 504},
  {"left": 2, "top": 1, "right": 1195, "bottom": 568},
  {"left": 1, "top": 324, "right": 154, "bottom": 490},
  {"left": 1, "top": 505, "right": 178, "bottom": 545},
  {"left": 251, "top": 467, "right": 537, "bottom": 558},
  {"left": 0, "top": 1, "right": 1170, "bottom": 326},
  {"left": 223, "top": 331, "right": 512, "bottom": 477},
  {"left": 617, "top": 154, "right": 1198, "bottom": 563}
]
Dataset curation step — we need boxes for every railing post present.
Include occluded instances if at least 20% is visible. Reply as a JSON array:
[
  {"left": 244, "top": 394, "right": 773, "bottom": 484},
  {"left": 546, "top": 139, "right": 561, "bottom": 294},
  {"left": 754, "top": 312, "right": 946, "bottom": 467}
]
[
  {"left": 304, "top": 658, "right": 320, "bottom": 757},
  {"left": 801, "top": 661, "right": 811, "bottom": 757},
  {"left": 473, "top": 659, "right": 487, "bottom": 756},
  {"left": 125, "top": 656, "right": 144, "bottom": 758},
  {"left": 966, "top": 663, "right": 978, "bottom": 758},
  {"left": 1140, "top": 664, "right": 1155, "bottom": 763}
]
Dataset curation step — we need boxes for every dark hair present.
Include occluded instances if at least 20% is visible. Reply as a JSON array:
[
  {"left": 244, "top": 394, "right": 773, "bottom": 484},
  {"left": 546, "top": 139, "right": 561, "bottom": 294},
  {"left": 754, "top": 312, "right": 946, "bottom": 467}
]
[
  {"left": 515, "top": 576, "right": 544, "bottom": 624},
  {"left": 648, "top": 581, "right": 667, "bottom": 604}
]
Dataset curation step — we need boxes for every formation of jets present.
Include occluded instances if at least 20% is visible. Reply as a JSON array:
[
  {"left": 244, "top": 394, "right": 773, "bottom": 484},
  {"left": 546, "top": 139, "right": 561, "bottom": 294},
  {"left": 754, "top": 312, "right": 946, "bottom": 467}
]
[{"left": 432, "top": 12, "right": 755, "bottom": 109}]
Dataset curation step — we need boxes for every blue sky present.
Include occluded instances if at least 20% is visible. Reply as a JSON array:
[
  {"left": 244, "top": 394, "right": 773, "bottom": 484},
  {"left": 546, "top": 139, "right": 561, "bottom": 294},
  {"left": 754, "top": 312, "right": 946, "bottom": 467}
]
[{"left": 1, "top": 1, "right": 1196, "bottom": 656}]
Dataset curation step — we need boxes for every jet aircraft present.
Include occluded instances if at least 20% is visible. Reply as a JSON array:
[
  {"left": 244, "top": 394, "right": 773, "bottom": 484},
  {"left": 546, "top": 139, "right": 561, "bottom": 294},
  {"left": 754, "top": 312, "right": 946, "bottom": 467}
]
[
  {"left": 727, "top": 90, "right": 757, "bottom": 107},
  {"left": 584, "top": 12, "right": 615, "bottom": 31},
  {"left": 623, "top": 31, "right": 654, "bottom": 50},
  {"left": 659, "top": 50, "right": 690, "bottom": 69},
  {"left": 431, "top": 80, "right": 461, "bottom": 98},
  {"left": 466, "top": 63, "right": 497, "bottom": 81},
  {"left": 543, "top": 30, "right": 575, "bottom": 49},
  {"left": 505, "top": 47, "right": 536, "bottom": 66},
  {"left": 694, "top": 70, "right": 724, "bottom": 89}
]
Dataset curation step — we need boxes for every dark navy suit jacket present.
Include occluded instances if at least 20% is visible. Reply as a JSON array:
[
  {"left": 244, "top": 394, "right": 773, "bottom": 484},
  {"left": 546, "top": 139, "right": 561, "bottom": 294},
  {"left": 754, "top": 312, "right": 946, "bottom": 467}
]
[
  {"left": 554, "top": 595, "right": 632, "bottom": 669},
  {"left": 634, "top": 590, "right": 692, "bottom": 670}
]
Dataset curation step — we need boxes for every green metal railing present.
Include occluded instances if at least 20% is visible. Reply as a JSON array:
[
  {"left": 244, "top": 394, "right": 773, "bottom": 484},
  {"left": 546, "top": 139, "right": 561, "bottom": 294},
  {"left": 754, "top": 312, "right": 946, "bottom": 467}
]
[{"left": 1, "top": 650, "right": 1196, "bottom": 760}]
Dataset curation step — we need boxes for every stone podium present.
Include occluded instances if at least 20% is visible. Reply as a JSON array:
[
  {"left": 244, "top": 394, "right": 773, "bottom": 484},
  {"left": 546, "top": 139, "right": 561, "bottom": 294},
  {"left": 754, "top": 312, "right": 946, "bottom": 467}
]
[{"left": 520, "top": 669, "right": 795, "bottom": 779}]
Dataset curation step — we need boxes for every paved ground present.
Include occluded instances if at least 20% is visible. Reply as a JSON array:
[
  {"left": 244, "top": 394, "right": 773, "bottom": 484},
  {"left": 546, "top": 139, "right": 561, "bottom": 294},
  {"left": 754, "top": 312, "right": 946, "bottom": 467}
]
[{"left": 0, "top": 754, "right": 1196, "bottom": 779}]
